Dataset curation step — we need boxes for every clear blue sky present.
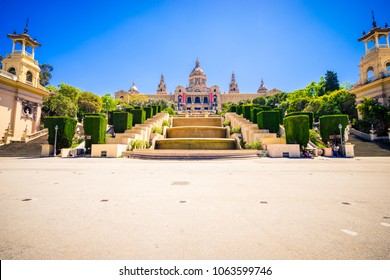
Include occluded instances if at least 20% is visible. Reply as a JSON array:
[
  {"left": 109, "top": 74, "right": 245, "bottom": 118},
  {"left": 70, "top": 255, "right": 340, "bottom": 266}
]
[{"left": 1, "top": 0, "right": 389, "bottom": 95}]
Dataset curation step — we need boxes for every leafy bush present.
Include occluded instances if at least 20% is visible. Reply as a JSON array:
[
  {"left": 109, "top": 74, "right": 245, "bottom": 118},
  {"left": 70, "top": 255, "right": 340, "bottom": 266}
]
[
  {"left": 129, "top": 139, "right": 150, "bottom": 151},
  {"left": 108, "top": 111, "right": 121, "bottom": 125},
  {"left": 162, "top": 120, "right": 170, "bottom": 127},
  {"left": 284, "top": 115, "right": 309, "bottom": 149},
  {"left": 84, "top": 115, "right": 107, "bottom": 153},
  {"left": 126, "top": 109, "right": 146, "bottom": 126},
  {"left": 309, "top": 129, "right": 326, "bottom": 148},
  {"left": 113, "top": 112, "right": 133, "bottom": 133},
  {"left": 223, "top": 120, "right": 231, "bottom": 127},
  {"left": 231, "top": 126, "right": 241, "bottom": 133},
  {"left": 162, "top": 107, "right": 176, "bottom": 116},
  {"left": 244, "top": 142, "right": 262, "bottom": 150},
  {"left": 319, "top": 114, "right": 349, "bottom": 144},
  {"left": 273, "top": 108, "right": 284, "bottom": 124},
  {"left": 44, "top": 116, "right": 77, "bottom": 153},
  {"left": 257, "top": 111, "right": 280, "bottom": 133},
  {"left": 152, "top": 126, "right": 163, "bottom": 134},
  {"left": 285, "top": 111, "right": 314, "bottom": 129}
]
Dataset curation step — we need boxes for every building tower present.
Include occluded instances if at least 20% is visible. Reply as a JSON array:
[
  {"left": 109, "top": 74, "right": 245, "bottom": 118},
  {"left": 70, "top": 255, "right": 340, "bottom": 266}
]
[
  {"left": 129, "top": 82, "right": 139, "bottom": 94},
  {"left": 1, "top": 22, "right": 42, "bottom": 87},
  {"left": 257, "top": 78, "right": 268, "bottom": 94},
  {"left": 156, "top": 73, "right": 167, "bottom": 94},
  {"left": 0, "top": 21, "right": 48, "bottom": 142},
  {"left": 350, "top": 12, "right": 390, "bottom": 105},
  {"left": 228, "top": 72, "right": 239, "bottom": 93}
]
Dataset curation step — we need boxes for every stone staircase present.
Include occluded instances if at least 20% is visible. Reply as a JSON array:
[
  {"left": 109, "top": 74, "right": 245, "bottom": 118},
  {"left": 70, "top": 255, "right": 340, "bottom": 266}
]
[
  {"left": 348, "top": 135, "right": 390, "bottom": 157},
  {"left": 0, "top": 134, "right": 48, "bottom": 157}
]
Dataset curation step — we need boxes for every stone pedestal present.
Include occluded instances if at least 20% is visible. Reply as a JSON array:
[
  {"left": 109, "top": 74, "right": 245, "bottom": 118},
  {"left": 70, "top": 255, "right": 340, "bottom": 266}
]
[{"left": 344, "top": 143, "right": 355, "bottom": 158}]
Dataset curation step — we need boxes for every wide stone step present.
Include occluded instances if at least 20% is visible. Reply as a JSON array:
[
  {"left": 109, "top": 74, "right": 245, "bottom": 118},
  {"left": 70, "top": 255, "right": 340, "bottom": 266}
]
[
  {"left": 166, "top": 126, "right": 227, "bottom": 138},
  {"left": 155, "top": 138, "right": 237, "bottom": 150},
  {"left": 126, "top": 149, "right": 258, "bottom": 159}
]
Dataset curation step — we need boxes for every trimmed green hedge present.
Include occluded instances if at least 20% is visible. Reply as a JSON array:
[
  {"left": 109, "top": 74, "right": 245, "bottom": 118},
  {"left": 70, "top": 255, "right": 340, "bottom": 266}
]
[
  {"left": 84, "top": 115, "right": 107, "bottom": 153},
  {"left": 257, "top": 111, "right": 280, "bottom": 133},
  {"left": 151, "top": 105, "right": 158, "bottom": 116},
  {"left": 285, "top": 112, "right": 313, "bottom": 129},
  {"left": 250, "top": 107, "right": 263, "bottom": 123},
  {"left": 113, "top": 112, "right": 133, "bottom": 133},
  {"left": 319, "top": 114, "right": 349, "bottom": 144},
  {"left": 229, "top": 105, "right": 237, "bottom": 113},
  {"left": 44, "top": 116, "right": 77, "bottom": 152},
  {"left": 143, "top": 107, "right": 153, "bottom": 119},
  {"left": 236, "top": 105, "right": 243, "bottom": 116},
  {"left": 126, "top": 109, "right": 146, "bottom": 126},
  {"left": 284, "top": 115, "right": 309, "bottom": 149},
  {"left": 243, "top": 105, "right": 253, "bottom": 120},
  {"left": 108, "top": 111, "right": 121, "bottom": 125},
  {"left": 273, "top": 108, "right": 284, "bottom": 124}
]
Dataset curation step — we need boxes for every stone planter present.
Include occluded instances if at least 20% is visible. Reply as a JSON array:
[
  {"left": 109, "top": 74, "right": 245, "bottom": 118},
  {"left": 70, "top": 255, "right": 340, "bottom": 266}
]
[{"left": 322, "top": 147, "right": 332, "bottom": 157}]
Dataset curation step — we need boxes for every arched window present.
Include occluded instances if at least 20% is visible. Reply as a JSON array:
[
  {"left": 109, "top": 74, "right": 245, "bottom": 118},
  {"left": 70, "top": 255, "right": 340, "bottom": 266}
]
[
  {"left": 213, "top": 95, "right": 217, "bottom": 102},
  {"left": 120, "top": 96, "right": 124, "bottom": 99},
  {"left": 178, "top": 95, "right": 182, "bottom": 102},
  {"left": 187, "top": 97, "right": 192, "bottom": 103},
  {"left": 8, "top": 67, "right": 16, "bottom": 75},
  {"left": 367, "top": 66, "right": 375, "bottom": 81},
  {"left": 213, "top": 89, "right": 216, "bottom": 92},
  {"left": 26, "top": 71, "right": 33, "bottom": 83},
  {"left": 386, "top": 62, "right": 390, "bottom": 71},
  {"left": 195, "top": 97, "right": 201, "bottom": 104},
  {"left": 203, "top": 97, "right": 208, "bottom": 104}
]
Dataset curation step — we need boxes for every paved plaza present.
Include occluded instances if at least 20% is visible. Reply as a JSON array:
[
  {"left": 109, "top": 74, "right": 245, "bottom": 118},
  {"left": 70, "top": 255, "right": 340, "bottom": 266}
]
[{"left": 0, "top": 156, "right": 389, "bottom": 260}]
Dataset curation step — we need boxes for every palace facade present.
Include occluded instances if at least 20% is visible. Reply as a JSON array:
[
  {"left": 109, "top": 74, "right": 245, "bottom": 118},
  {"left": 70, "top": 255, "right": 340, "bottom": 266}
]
[{"left": 114, "top": 59, "right": 282, "bottom": 111}]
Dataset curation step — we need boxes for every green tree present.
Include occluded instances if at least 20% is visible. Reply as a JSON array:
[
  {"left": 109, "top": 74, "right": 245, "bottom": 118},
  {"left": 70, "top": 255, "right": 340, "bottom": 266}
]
[
  {"left": 39, "top": 64, "right": 54, "bottom": 86},
  {"left": 252, "top": 96, "right": 266, "bottom": 105},
  {"left": 356, "top": 97, "right": 389, "bottom": 134},
  {"left": 101, "top": 93, "right": 118, "bottom": 113},
  {"left": 77, "top": 91, "right": 103, "bottom": 118},
  {"left": 42, "top": 93, "right": 77, "bottom": 117},
  {"left": 324, "top": 70, "right": 340, "bottom": 93},
  {"left": 58, "top": 82, "right": 80, "bottom": 102}
]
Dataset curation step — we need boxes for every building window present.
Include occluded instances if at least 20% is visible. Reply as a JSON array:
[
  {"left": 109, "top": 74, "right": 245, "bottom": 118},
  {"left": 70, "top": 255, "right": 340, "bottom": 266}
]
[
  {"left": 8, "top": 67, "right": 16, "bottom": 75},
  {"left": 26, "top": 71, "right": 33, "bottom": 83},
  {"left": 187, "top": 97, "right": 192, "bottom": 103},
  {"left": 213, "top": 95, "right": 217, "bottom": 102},
  {"left": 178, "top": 95, "right": 182, "bottom": 102},
  {"left": 214, "top": 89, "right": 216, "bottom": 92},
  {"left": 203, "top": 97, "right": 208, "bottom": 103},
  {"left": 386, "top": 62, "right": 390, "bottom": 71},
  {"left": 195, "top": 97, "right": 201, "bottom": 104},
  {"left": 366, "top": 66, "right": 375, "bottom": 82}
]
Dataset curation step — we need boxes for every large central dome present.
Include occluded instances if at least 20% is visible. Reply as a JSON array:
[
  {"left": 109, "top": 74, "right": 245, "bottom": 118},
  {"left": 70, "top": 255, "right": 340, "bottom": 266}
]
[{"left": 189, "top": 58, "right": 206, "bottom": 77}]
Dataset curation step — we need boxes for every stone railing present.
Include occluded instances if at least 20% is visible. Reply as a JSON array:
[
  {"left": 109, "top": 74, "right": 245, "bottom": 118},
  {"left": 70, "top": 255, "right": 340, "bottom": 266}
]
[
  {"left": 22, "top": 128, "right": 48, "bottom": 143},
  {"left": 0, "top": 70, "right": 18, "bottom": 81},
  {"left": 349, "top": 127, "right": 389, "bottom": 141}
]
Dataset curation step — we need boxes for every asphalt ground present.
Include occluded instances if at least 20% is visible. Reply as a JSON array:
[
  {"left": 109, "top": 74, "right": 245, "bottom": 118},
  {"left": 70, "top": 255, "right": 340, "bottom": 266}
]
[{"left": 0, "top": 156, "right": 389, "bottom": 260}]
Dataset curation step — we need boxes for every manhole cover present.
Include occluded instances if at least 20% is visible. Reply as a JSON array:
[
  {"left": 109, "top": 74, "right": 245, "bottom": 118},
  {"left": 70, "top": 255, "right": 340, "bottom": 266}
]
[
  {"left": 179, "top": 200, "right": 187, "bottom": 203},
  {"left": 342, "top": 202, "right": 351, "bottom": 205},
  {"left": 260, "top": 201, "right": 268, "bottom": 204},
  {"left": 171, "top": 181, "right": 190, "bottom": 186},
  {"left": 22, "top": 198, "right": 32, "bottom": 201},
  {"left": 100, "top": 199, "right": 109, "bottom": 202}
]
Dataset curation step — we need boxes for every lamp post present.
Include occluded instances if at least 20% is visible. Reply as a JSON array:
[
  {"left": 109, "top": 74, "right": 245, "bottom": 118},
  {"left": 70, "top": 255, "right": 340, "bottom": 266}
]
[
  {"left": 53, "top": 124, "right": 58, "bottom": 157},
  {"left": 338, "top": 123, "right": 343, "bottom": 157}
]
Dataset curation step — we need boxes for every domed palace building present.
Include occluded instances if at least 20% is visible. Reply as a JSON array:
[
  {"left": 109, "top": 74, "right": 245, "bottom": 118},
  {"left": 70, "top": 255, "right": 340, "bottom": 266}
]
[{"left": 114, "top": 59, "right": 282, "bottom": 111}]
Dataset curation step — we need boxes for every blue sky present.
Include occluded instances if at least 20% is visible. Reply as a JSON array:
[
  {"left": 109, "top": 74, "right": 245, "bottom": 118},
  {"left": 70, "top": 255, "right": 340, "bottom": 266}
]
[{"left": 1, "top": 0, "right": 389, "bottom": 95}]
